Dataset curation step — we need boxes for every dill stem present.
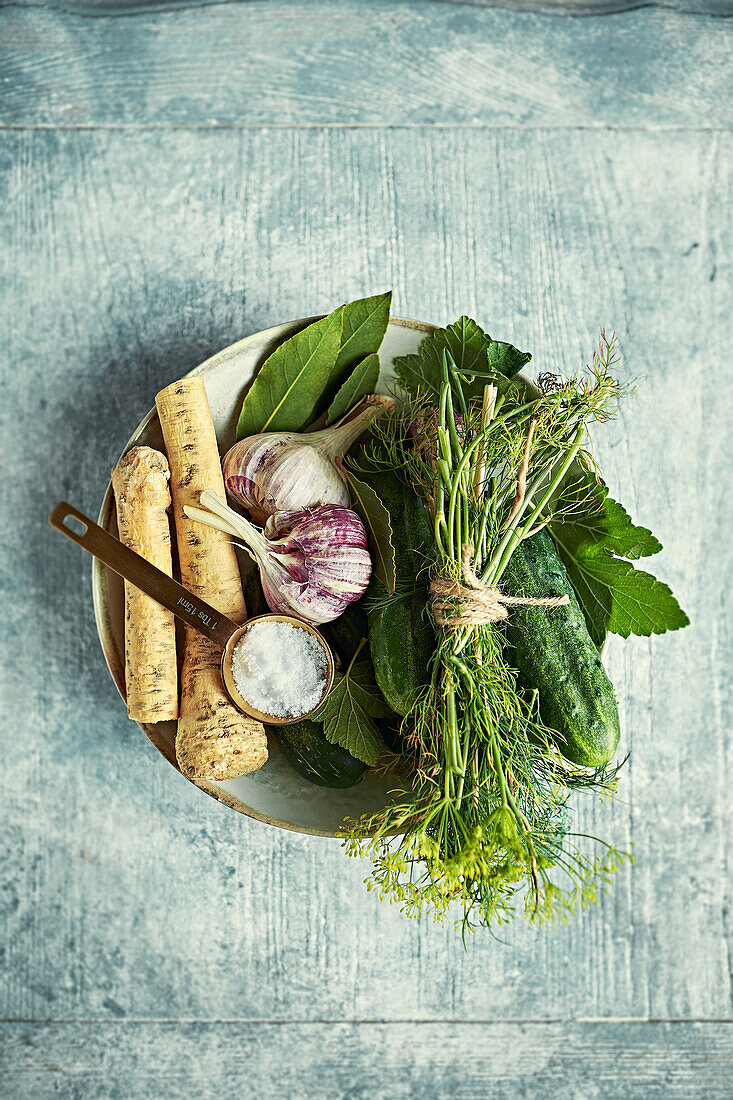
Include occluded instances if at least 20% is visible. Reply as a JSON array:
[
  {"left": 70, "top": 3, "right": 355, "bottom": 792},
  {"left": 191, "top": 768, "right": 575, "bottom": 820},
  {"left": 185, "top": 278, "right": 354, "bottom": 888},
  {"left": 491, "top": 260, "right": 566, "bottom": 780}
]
[
  {"left": 438, "top": 381, "right": 450, "bottom": 444},
  {"left": 454, "top": 703, "right": 474, "bottom": 806},
  {"left": 433, "top": 458, "right": 449, "bottom": 556},
  {"left": 447, "top": 472, "right": 464, "bottom": 562},
  {"left": 491, "top": 735, "right": 509, "bottom": 808},
  {"left": 483, "top": 401, "right": 534, "bottom": 434},
  {"left": 445, "top": 683, "right": 462, "bottom": 775},
  {"left": 444, "top": 427, "right": 486, "bottom": 490},
  {"left": 479, "top": 465, "right": 548, "bottom": 582},
  {"left": 442, "top": 351, "right": 464, "bottom": 457},
  {"left": 505, "top": 787, "right": 540, "bottom": 909},
  {"left": 472, "top": 384, "right": 495, "bottom": 498},
  {"left": 445, "top": 386, "right": 463, "bottom": 467},
  {"left": 454, "top": 492, "right": 463, "bottom": 564},
  {"left": 521, "top": 422, "right": 585, "bottom": 527},
  {"left": 434, "top": 513, "right": 447, "bottom": 556},
  {"left": 475, "top": 487, "right": 494, "bottom": 567},
  {"left": 447, "top": 353, "right": 470, "bottom": 425},
  {"left": 437, "top": 462, "right": 453, "bottom": 560},
  {"left": 487, "top": 423, "right": 585, "bottom": 585}
]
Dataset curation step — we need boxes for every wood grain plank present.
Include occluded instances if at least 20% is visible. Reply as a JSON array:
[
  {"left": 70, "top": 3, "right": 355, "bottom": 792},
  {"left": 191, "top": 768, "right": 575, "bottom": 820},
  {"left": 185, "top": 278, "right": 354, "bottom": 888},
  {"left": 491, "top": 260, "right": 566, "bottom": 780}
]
[
  {"left": 0, "top": 2, "right": 731, "bottom": 129},
  {"left": 2, "top": 1021, "right": 733, "bottom": 1099},
  {"left": 1, "top": 126, "right": 729, "bottom": 1026},
  {"left": 15, "top": 0, "right": 733, "bottom": 16}
]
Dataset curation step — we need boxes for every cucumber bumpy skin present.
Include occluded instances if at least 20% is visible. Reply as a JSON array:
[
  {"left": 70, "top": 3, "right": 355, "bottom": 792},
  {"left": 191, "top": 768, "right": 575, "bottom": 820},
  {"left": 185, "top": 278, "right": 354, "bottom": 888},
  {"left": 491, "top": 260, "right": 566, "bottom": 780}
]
[
  {"left": 503, "top": 529, "right": 620, "bottom": 769},
  {"left": 369, "top": 588, "right": 434, "bottom": 716},
  {"left": 275, "top": 719, "right": 368, "bottom": 789}
]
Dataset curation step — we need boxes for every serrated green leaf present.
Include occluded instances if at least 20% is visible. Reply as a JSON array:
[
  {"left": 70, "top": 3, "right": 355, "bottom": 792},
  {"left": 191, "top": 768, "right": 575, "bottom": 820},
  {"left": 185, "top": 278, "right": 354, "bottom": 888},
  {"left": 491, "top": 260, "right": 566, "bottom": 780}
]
[
  {"left": 486, "top": 339, "right": 532, "bottom": 378},
  {"left": 549, "top": 465, "right": 678, "bottom": 644},
  {"left": 394, "top": 317, "right": 487, "bottom": 399},
  {"left": 394, "top": 316, "right": 530, "bottom": 403},
  {"left": 334, "top": 291, "right": 392, "bottom": 376},
  {"left": 312, "top": 661, "right": 391, "bottom": 765},
  {"left": 325, "top": 353, "right": 380, "bottom": 426},
  {"left": 591, "top": 497, "right": 662, "bottom": 560},
  {"left": 236, "top": 310, "right": 343, "bottom": 438},
  {"left": 556, "top": 468, "right": 663, "bottom": 562},
  {"left": 552, "top": 527, "right": 689, "bottom": 645},
  {"left": 343, "top": 469, "right": 397, "bottom": 594}
]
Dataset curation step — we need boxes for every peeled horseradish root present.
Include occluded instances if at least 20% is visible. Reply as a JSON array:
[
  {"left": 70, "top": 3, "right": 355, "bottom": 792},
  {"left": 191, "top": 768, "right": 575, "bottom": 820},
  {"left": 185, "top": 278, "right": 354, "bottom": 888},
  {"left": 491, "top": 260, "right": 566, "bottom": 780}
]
[
  {"left": 111, "top": 446, "right": 179, "bottom": 724},
  {"left": 155, "top": 377, "right": 268, "bottom": 782}
]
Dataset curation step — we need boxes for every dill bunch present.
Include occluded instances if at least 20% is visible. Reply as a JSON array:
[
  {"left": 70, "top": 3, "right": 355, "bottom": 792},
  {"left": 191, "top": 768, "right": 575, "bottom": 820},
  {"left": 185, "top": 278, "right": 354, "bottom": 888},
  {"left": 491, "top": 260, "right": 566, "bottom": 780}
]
[{"left": 345, "top": 342, "right": 631, "bottom": 933}]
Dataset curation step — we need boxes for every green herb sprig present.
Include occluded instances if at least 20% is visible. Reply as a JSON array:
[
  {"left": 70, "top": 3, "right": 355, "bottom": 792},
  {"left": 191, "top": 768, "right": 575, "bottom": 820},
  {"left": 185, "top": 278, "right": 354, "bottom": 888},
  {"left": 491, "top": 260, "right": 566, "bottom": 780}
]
[{"left": 347, "top": 338, "right": 636, "bottom": 931}]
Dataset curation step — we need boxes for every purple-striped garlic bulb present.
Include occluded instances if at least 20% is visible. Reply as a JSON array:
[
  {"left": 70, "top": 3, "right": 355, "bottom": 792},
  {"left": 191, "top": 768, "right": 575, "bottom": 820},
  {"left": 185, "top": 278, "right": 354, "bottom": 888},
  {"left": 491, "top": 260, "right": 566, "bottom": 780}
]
[
  {"left": 222, "top": 394, "right": 394, "bottom": 525},
  {"left": 184, "top": 492, "right": 372, "bottom": 625}
]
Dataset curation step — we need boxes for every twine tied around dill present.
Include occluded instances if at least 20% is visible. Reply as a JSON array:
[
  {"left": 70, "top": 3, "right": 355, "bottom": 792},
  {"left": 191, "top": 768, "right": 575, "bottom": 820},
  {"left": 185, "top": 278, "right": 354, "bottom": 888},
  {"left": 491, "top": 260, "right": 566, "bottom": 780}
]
[{"left": 430, "top": 544, "right": 569, "bottom": 628}]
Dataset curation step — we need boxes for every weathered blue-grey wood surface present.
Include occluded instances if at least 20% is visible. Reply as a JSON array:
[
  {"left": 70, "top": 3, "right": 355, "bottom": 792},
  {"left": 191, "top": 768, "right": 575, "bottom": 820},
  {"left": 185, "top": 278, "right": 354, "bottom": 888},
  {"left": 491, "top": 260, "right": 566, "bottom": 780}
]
[
  {"left": 12, "top": 0, "right": 733, "bottom": 13},
  {"left": 2, "top": 2, "right": 732, "bottom": 128},
  {"left": 1, "top": 2, "right": 731, "bottom": 1098},
  {"left": 3, "top": 1022, "right": 733, "bottom": 1098}
]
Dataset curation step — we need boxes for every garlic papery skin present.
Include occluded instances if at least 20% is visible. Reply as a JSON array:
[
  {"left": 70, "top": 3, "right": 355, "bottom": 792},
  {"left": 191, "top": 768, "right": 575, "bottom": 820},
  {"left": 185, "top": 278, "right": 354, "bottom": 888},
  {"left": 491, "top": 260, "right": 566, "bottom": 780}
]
[
  {"left": 223, "top": 434, "right": 349, "bottom": 526},
  {"left": 184, "top": 492, "right": 372, "bottom": 625},
  {"left": 222, "top": 394, "right": 394, "bottom": 525},
  {"left": 263, "top": 506, "right": 372, "bottom": 623}
]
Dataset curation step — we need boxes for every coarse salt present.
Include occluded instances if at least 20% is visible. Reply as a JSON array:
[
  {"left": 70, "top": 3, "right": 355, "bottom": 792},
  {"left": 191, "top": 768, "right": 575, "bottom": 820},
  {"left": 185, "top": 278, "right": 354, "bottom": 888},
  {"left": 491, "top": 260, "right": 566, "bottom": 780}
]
[{"left": 231, "top": 620, "right": 329, "bottom": 719}]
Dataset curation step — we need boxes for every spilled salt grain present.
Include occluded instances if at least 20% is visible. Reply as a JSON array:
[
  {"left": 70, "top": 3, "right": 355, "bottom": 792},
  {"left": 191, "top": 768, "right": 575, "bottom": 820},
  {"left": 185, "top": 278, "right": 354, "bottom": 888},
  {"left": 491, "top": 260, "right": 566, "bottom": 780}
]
[{"left": 231, "top": 620, "right": 329, "bottom": 719}]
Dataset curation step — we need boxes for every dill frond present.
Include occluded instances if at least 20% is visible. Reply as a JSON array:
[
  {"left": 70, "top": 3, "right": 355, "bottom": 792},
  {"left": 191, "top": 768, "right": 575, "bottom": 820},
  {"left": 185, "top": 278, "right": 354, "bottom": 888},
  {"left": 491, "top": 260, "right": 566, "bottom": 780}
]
[{"left": 343, "top": 335, "right": 630, "bottom": 933}]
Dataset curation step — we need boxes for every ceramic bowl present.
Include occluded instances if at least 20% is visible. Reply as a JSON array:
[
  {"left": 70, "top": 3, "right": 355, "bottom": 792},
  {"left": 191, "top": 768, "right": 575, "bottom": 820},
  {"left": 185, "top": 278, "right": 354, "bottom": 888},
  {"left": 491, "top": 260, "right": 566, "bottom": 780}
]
[{"left": 93, "top": 316, "right": 432, "bottom": 835}]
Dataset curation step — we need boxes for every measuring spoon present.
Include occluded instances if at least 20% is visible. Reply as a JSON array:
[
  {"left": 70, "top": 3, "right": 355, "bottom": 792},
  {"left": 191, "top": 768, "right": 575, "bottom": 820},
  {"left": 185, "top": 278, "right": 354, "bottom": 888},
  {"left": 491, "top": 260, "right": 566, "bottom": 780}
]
[{"left": 49, "top": 501, "right": 334, "bottom": 725}]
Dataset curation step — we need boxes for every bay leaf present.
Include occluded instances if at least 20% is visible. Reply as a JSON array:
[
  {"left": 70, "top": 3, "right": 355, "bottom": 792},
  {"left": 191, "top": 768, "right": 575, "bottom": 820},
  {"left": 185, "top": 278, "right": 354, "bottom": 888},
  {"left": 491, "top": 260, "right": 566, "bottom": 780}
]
[
  {"left": 236, "top": 310, "right": 343, "bottom": 438},
  {"left": 344, "top": 469, "right": 397, "bottom": 594},
  {"left": 334, "top": 290, "right": 392, "bottom": 377},
  {"left": 325, "top": 353, "right": 380, "bottom": 426}
]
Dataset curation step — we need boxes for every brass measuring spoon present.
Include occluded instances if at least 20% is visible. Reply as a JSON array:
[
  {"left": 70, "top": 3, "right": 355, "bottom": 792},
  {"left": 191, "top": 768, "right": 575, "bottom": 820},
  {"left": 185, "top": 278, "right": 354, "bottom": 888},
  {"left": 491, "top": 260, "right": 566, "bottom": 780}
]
[{"left": 49, "top": 501, "right": 334, "bottom": 725}]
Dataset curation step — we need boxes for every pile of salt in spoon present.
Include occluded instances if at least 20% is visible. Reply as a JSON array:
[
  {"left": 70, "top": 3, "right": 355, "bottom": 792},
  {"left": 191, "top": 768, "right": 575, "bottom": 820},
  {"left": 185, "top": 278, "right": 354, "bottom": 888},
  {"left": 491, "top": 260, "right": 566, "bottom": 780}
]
[{"left": 231, "top": 620, "right": 329, "bottom": 719}]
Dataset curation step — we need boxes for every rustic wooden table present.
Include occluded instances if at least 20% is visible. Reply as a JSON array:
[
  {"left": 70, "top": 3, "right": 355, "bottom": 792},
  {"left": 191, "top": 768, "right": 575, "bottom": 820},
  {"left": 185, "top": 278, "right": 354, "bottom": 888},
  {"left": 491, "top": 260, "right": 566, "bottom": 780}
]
[{"left": 1, "top": 1, "right": 731, "bottom": 1096}]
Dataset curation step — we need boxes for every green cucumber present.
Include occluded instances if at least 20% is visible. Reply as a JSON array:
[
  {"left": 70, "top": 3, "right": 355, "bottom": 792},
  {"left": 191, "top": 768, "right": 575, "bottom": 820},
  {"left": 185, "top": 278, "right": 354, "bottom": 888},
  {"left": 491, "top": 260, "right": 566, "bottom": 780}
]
[
  {"left": 322, "top": 602, "right": 368, "bottom": 667},
  {"left": 368, "top": 588, "right": 434, "bottom": 715},
  {"left": 362, "top": 468, "right": 435, "bottom": 715},
  {"left": 275, "top": 720, "right": 368, "bottom": 789},
  {"left": 502, "top": 529, "right": 620, "bottom": 768}
]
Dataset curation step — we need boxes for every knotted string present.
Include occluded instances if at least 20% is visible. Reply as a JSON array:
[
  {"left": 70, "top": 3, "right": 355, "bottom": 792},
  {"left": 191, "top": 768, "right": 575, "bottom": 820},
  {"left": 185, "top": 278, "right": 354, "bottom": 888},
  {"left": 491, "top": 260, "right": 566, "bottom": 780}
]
[{"left": 430, "top": 544, "right": 569, "bottom": 628}]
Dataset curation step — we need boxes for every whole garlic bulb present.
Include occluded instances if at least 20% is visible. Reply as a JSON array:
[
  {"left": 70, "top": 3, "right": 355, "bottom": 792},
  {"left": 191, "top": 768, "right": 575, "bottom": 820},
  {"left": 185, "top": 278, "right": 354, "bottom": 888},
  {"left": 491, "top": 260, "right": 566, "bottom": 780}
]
[
  {"left": 222, "top": 394, "right": 393, "bottom": 524},
  {"left": 184, "top": 492, "right": 372, "bottom": 625}
]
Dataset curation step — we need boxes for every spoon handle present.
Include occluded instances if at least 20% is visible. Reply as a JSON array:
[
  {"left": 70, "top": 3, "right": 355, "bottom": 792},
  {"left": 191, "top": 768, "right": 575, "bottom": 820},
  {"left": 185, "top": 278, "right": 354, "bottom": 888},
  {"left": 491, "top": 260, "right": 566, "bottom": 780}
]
[{"left": 49, "top": 501, "right": 239, "bottom": 649}]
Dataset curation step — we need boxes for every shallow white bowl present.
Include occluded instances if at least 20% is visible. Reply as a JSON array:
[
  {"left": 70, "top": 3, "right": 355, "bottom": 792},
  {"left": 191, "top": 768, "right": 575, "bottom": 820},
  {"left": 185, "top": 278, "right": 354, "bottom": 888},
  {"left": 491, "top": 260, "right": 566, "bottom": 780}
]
[{"left": 93, "top": 316, "right": 432, "bottom": 835}]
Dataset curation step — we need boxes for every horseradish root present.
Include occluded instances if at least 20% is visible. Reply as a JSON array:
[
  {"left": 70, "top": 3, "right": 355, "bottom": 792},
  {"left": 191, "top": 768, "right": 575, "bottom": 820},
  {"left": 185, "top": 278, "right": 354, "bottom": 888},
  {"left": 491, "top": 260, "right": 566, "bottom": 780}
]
[
  {"left": 155, "top": 377, "right": 268, "bottom": 780},
  {"left": 111, "top": 446, "right": 179, "bottom": 723}
]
